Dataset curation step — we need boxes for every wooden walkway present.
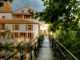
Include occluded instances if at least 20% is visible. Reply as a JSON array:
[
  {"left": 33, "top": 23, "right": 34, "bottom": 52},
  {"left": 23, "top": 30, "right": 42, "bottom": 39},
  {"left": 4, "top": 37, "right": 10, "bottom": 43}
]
[{"left": 36, "top": 36, "right": 54, "bottom": 60}]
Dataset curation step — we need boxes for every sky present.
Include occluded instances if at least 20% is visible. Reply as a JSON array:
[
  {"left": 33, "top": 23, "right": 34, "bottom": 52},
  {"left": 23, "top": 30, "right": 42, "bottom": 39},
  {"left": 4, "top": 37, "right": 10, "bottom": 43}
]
[{"left": 11, "top": 0, "right": 46, "bottom": 12}]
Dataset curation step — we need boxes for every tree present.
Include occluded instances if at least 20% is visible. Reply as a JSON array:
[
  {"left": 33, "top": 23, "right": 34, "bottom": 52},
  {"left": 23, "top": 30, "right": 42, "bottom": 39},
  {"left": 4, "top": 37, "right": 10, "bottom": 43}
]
[
  {"left": 29, "top": 0, "right": 80, "bottom": 31},
  {"left": 40, "top": 0, "right": 80, "bottom": 59},
  {"left": 5, "top": 27, "right": 11, "bottom": 38},
  {"left": 0, "top": 0, "right": 13, "bottom": 7},
  {"left": 29, "top": 0, "right": 80, "bottom": 59}
]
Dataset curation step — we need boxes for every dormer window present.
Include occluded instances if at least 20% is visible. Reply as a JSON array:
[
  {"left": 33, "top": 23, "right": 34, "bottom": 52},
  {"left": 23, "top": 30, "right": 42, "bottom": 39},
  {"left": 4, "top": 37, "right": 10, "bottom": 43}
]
[
  {"left": 22, "top": 10, "right": 24, "bottom": 13},
  {"left": 2, "top": 16, "right": 5, "bottom": 19}
]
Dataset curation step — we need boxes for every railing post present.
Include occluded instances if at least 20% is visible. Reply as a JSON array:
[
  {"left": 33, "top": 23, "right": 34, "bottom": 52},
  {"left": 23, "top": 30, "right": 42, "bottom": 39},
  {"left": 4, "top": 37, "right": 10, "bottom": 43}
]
[
  {"left": 4, "top": 36, "right": 44, "bottom": 60},
  {"left": 30, "top": 46, "right": 33, "bottom": 60},
  {"left": 38, "top": 39, "right": 40, "bottom": 48},
  {"left": 8, "top": 58, "right": 10, "bottom": 60},
  {"left": 20, "top": 55, "right": 23, "bottom": 60},
  {"left": 49, "top": 35, "right": 79, "bottom": 60},
  {"left": 37, "top": 39, "right": 39, "bottom": 52},
  {"left": 20, "top": 48, "right": 24, "bottom": 60},
  {"left": 35, "top": 43, "right": 37, "bottom": 57}
]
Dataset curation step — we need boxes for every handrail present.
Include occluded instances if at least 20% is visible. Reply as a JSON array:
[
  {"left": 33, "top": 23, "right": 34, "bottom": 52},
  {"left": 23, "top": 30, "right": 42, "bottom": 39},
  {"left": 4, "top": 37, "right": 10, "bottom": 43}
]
[
  {"left": 56, "top": 39, "right": 78, "bottom": 60},
  {"left": 5, "top": 38, "right": 42, "bottom": 60},
  {"left": 49, "top": 35, "right": 78, "bottom": 60},
  {"left": 5, "top": 39, "right": 36, "bottom": 60}
]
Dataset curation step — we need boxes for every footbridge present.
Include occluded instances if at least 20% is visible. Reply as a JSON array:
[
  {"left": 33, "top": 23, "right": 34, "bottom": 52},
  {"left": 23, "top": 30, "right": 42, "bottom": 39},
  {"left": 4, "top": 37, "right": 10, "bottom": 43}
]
[{"left": 4, "top": 35, "right": 78, "bottom": 60}]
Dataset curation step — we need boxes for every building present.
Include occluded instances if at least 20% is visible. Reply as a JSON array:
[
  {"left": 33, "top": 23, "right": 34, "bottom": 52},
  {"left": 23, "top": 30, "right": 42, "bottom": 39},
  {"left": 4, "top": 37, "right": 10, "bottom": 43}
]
[
  {"left": 39, "top": 22, "right": 48, "bottom": 36},
  {"left": 0, "top": 0, "right": 40, "bottom": 40}
]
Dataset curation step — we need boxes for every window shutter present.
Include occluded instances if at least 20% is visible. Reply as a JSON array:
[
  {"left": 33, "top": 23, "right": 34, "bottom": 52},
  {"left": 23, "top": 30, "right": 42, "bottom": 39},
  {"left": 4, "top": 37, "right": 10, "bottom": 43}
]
[
  {"left": 32, "top": 33, "right": 34, "bottom": 39},
  {"left": 12, "top": 25, "right": 14, "bottom": 31},
  {"left": 26, "top": 33, "right": 27, "bottom": 38},
  {"left": 31, "top": 25, "right": 33, "bottom": 31},
  {"left": 26, "top": 25, "right": 27, "bottom": 31},
  {"left": 0, "top": 24, "right": 1, "bottom": 30}
]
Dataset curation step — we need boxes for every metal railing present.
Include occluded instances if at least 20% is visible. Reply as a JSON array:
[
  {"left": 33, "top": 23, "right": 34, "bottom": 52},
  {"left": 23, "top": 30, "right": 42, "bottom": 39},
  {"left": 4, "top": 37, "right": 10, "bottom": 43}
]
[
  {"left": 4, "top": 35, "right": 44, "bottom": 60},
  {"left": 49, "top": 35, "right": 78, "bottom": 60}
]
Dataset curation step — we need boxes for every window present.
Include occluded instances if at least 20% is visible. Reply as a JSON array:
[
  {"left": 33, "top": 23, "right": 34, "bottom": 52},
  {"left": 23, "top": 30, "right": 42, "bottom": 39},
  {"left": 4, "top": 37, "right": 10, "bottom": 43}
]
[
  {"left": 22, "top": 10, "right": 24, "bottom": 13},
  {"left": 0, "top": 32, "right": 5, "bottom": 38},
  {"left": 27, "top": 25, "right": 33, "bottom": 31},
  {"left": 28, "top": 33, "right": 31, "bottom": 38},
  {"left": 20, "top": 33, "right": 26, "bottom": 38},
  {"left": 14, "top": 25, "right": 19, "bottom": 30},
  {"left": 2, "top": 16, "right": 5, "bottom": 19},
  {"left": 0, "top": 24, "right": 5, "bottom": 30},
  {"left": 15, "top": 33, "right": 18, "bottom": 37},
  {"left": 24, "top": 15, "right": 30, "bottom": 19},
  {"left": 15, "top": 15, "right": 21, "bottom": 19},
  {"left": 2, "top": 24, "right": 5, "bottom": 29},
  {"left": 14, "top": 33, "right": 18, "bottom": 38},
  {"left": 28, "top": 33, "right": 34, "bottom": 39},
  {"left": 1, "top": 32, "right": 5, "bottom": 38}
]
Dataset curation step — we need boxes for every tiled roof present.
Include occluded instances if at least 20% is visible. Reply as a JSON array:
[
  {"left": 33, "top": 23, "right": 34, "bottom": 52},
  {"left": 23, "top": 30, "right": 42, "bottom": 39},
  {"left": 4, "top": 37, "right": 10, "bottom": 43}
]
[
  {"left": 0, "top": 19, "right": 39, "bottom": 24},
  {"left": 0, "top": 1, "right": 12, "bottom": 13},
  {"left": 13, "top": 6, "right": 30, "bottom": 13},
  {"left": 13, "top": 13, "right": 31, "bottom": 15}
]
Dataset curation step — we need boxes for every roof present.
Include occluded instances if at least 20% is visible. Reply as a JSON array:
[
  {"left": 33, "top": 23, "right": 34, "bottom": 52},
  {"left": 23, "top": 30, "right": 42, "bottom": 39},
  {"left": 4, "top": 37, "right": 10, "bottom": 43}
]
[
  {"left": 13, "top": 6, "right": 30, "bottom": 13},
  {"left": 13, "top": 13, "right": 31, "bottom": 15},
  {"left": 0, "top": 0, "right": 12, "bottom": 13},
  {"left": 0, "top": 19, "right": 39, "bottom": 24}
]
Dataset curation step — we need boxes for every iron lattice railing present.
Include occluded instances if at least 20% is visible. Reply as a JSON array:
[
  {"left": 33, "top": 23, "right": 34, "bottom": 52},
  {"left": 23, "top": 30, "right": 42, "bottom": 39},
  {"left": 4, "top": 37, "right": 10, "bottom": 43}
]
[
  {"left": 49, "top": 35, "right": 78, "bottom": 60},
  {"left": 4, "top": 35, "right": 44, "bottom": 60}
]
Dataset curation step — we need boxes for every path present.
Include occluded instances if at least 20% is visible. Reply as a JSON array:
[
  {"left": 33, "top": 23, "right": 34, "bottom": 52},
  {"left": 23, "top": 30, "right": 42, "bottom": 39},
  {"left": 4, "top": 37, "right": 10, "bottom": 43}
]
[{"left": 36, "top": 36, "right": 54, "bottom": 60}]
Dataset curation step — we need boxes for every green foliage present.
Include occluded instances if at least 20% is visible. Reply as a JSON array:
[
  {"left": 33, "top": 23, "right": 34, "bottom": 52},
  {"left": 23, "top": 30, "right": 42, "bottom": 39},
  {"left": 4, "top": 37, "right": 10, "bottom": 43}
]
[
  {"left": 28, "top": 9, "right": 39, "bottom": 19},
  {"left": 5, "top": 27, "right": 11, "bottom": 38},
  {"left": 0, "top": 2, "right": 3, "bottom": 7},
  {"left": 5, "top": 27, "right": 10, "bottom": 34},
  {"left": 41, "top": 0, "right": 79, "bottom": 22},
  {"left": 48, "top": 24, "right": 56, "bottom": 32},
  {"left": 0, "top": 0, "right": 13, "bottom": 7},
  {"left": 39, "top": 0, "right": 80, "bottom": 59},
  {"left": 38, "top": 34, "right": 44, "bottom": 40},
  {"left": 56, "top": 29, "right": 80, "bottom": 59},
  {"left": 9, "top": 0, "right": 13, "bottom": 3},
  {"left": 4, "top": 0, "right": 13, "bottom": 3}
]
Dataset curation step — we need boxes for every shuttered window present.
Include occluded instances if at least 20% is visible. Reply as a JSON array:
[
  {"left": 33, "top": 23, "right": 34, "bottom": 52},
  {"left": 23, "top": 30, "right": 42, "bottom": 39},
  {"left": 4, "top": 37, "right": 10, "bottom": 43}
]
[
  {"left": 12, "top": 24, "right": 19, "bottom": 31},
  {"left": 2, "top": 16, "right": 5, "bottom": 19},
  {"left": 27, "top": 25, "right": 33, "bottom": 31},
  {"left": 0, "top": 24, "right": 5, "bottom": 30},
  {"left": 28, "top": 33, "right": 34, "bottom": 40}
]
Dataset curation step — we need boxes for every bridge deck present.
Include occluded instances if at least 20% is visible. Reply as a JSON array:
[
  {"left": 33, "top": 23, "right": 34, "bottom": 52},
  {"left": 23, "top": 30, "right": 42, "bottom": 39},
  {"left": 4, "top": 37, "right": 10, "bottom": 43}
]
[{"left": 36, "top": 36, "right": 55, "bottom": 60}]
